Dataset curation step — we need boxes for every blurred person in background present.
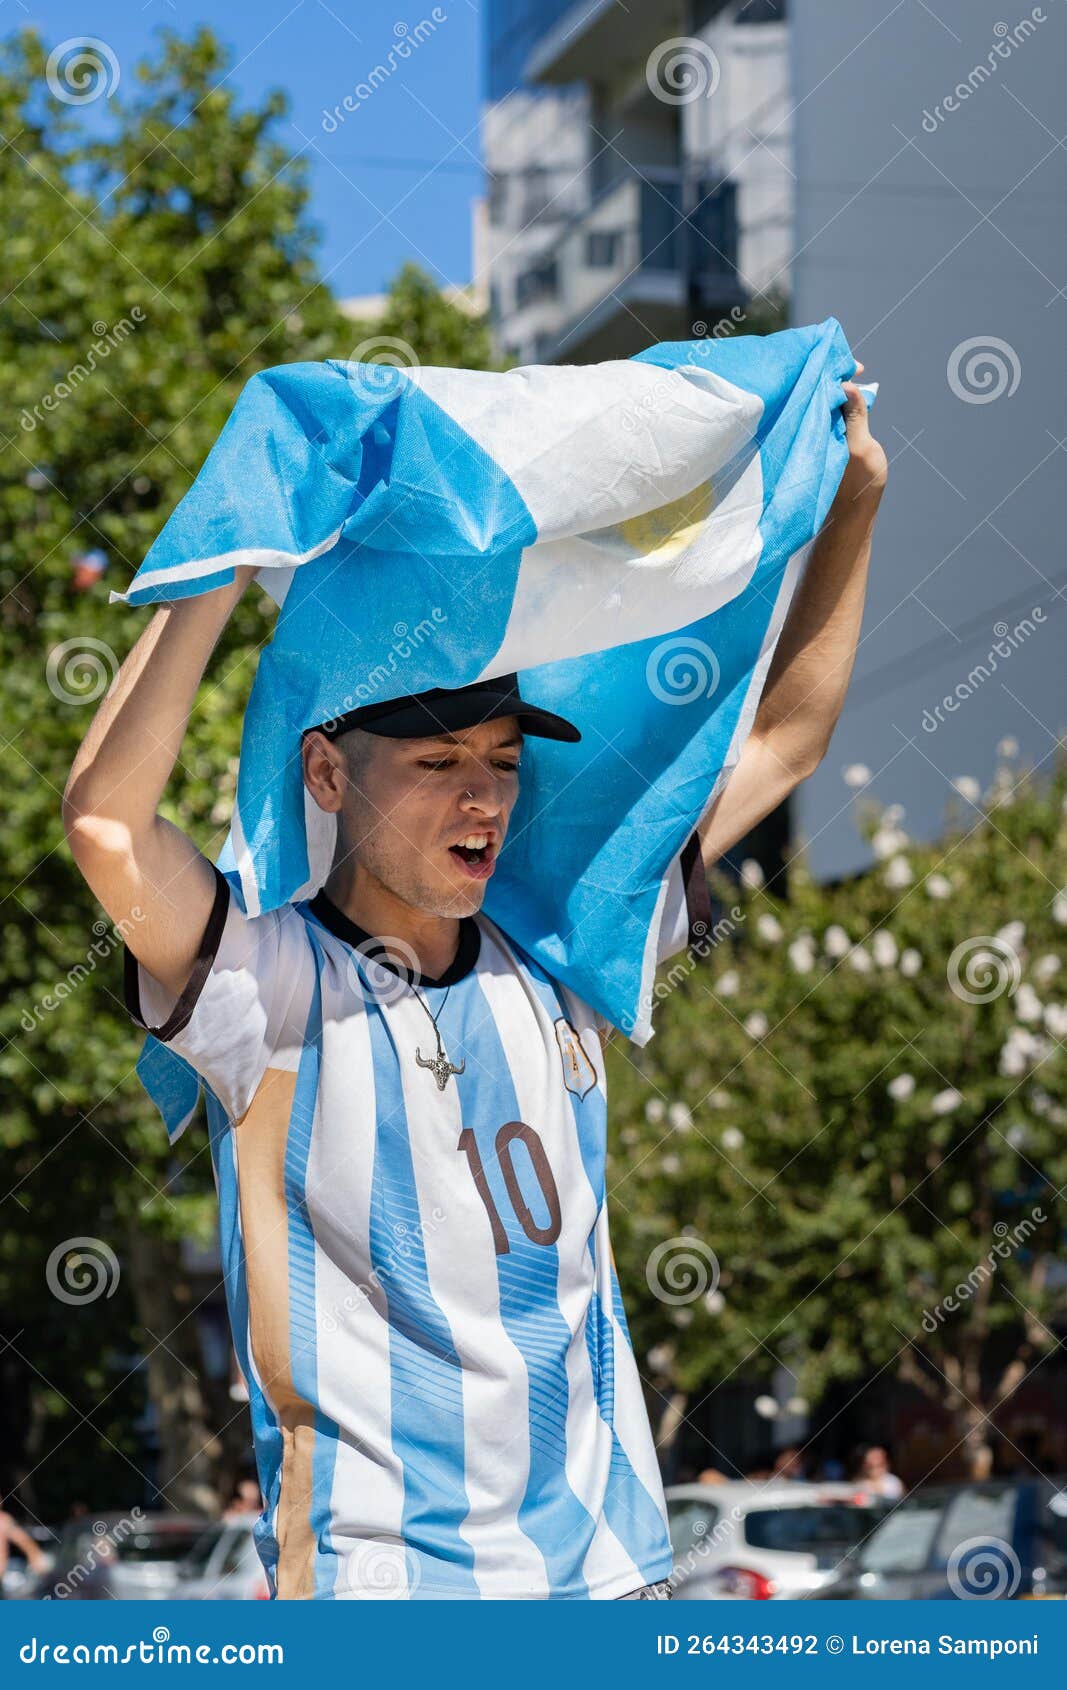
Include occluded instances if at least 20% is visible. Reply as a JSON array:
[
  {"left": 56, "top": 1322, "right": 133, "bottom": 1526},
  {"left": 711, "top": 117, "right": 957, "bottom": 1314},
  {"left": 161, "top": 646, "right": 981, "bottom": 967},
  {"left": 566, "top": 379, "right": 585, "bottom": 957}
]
[
  {"left": 0, "top": 1493, "right": 48, "bottom": 1594},
  {"left": 771, "top": 1446, "right": 807, "bottom": 1483},
  {"left": 222, "top": 1477, "right": 263, "bottom": 1522},
  {"left": 854, "top": 1444, "right": 904, "bottom": 1499},
  {"left": 696, "top": 1467, "right": 728, "bottom": 1486}
]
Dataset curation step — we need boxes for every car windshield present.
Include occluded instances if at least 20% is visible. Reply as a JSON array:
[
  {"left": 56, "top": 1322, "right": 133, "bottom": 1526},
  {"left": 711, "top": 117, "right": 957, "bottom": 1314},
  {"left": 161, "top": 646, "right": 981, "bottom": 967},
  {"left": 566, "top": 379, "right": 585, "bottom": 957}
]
[
  {"left": 181, "top": 1526, "right": 227, "bottom": 1572},
  {"left": 1040, "top": 1489, "right": 1067, "bottom": 1572},
  {"left": 668, "top": 1500, "right": 720, "bottom": 1561},
  {"left": 115, "top": 1528, "right": 206, "bottom": 1564},
  {"left": 744, "top": 1505, "right": 880, "bottom": 1552},
  {"left": 218, "top": 1530, "right": 255, "bottom": 1577},
  {"left": 858, "top": 1487, "right": 1018, "bottom": 1575},
  {"left": 932, "top": 1487, "right": 1017, "bottom": 1565},
  {"left": 857, "top": 1495, "right": 945, "bottom": 1573}
]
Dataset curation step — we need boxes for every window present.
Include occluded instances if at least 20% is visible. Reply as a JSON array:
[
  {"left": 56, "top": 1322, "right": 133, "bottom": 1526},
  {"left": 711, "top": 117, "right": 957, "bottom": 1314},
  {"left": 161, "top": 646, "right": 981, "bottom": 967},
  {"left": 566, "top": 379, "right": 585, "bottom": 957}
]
[
  {"left": 219, "top": 1530, "right": 255, "bottom": 1577},
  {"left": 487, "top": 174, "right": 507, "bottom": 227},
  {"left": 668, "top": 1499, "right": 720, "bottom": 1561},
  {"left": 515, "top": 259, "right": 558, "bottom": 308},
  {"left": 586, "top": 230, "right": 620, "bottom": 268},
  {"left": 932, "top": 1486, "right": 1017, "bottom": 1564},
  {"left": 744, "top": 1505, "right": 881, "bottom": 1552},
  {"left": 858, "top": 1494, "right": 946, "bottom": 1575},
  {"left": 521, "top": 166, "right": 552, "bottom": 221},
  {"left": 735, "top": 0, "right": 787, "bottom": 21}
]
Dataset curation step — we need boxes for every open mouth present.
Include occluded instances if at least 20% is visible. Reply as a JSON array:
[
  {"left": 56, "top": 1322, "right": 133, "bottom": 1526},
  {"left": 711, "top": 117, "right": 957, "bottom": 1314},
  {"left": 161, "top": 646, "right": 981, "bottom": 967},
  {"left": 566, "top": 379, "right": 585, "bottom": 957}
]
[{"left": 448, "top": 833, "right": 496, "bottom": 880}]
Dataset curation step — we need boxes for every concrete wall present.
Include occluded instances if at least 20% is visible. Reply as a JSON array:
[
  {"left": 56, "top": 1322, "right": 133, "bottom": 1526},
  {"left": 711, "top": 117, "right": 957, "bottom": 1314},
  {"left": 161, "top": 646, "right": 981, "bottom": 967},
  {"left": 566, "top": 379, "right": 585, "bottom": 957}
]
[{"left": 790, "top": 0, "right": 1065, "bottom": 879}]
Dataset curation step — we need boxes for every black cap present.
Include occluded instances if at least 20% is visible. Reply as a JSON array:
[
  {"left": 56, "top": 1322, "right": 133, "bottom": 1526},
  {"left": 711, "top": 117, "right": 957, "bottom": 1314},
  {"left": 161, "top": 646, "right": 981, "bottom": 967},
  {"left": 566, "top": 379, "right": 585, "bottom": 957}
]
[{"left": 312, "top": 673, "right": 581, "bottom": 744}]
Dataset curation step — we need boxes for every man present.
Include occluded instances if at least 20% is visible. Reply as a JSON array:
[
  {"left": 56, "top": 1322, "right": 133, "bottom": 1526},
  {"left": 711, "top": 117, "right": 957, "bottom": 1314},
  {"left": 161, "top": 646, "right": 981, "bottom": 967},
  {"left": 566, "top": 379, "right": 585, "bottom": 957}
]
[
  {"left": 63, "top": 378, "right": 885, "bottom": 1599},
  {"left": 770, "top": 1446, "right": 806, "bottom": 1483},
  {"left": 0, "top": 1495, "right": 49, "bottom": 1596},
  {"left": 223, "top": 1477, "right": 265, "bottom": 1522},
  {"left": 857, "top": 1444, "right": 905, "bottom": 1500}
]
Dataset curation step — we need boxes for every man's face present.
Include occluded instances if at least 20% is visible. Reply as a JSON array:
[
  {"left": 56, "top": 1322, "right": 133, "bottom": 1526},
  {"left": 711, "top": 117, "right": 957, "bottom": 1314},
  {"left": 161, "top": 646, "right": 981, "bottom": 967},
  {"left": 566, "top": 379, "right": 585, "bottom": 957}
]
[{"left": 309, "top": 717, "right": 523, "bottom": 917}]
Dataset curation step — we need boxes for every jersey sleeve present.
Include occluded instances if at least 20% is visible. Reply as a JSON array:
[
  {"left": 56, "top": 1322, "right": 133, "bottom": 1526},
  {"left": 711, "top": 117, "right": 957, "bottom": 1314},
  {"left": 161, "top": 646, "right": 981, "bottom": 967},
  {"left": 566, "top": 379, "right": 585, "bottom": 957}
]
[
  {"left": 655, "top": 828, "right": 713, "bottom": 967},
  {"left": 122, "top": 864, "right": 311, "bottom": 1123}
]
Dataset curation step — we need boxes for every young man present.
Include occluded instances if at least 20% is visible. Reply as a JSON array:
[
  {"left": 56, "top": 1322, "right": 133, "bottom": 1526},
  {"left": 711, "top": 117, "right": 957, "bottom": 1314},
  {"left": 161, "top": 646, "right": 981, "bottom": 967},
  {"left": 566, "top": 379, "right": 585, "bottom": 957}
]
[
  {"left": 63, "top": 380, "right": 885, "bottom": 1599},
  {"left": 0, "top": 1496, "right": 49, "bottom": 1595}
]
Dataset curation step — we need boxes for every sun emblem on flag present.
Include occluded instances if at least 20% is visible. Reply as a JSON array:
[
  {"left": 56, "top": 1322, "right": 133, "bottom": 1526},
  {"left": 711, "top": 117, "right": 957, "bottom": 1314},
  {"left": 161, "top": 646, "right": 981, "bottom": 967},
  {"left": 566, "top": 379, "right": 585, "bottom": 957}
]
[
  {"left": 554, "top": 1017, "right": 597, "bottom": 1100},
  {"left": 594, "top": 479, "right": 715, "bottom": 566}
]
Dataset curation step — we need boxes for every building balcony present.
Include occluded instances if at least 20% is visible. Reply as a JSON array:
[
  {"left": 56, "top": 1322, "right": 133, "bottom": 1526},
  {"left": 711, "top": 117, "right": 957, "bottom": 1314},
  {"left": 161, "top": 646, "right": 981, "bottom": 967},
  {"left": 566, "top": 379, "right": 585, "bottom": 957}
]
[
  {"left": 507, "top": 168, "right": 744, "bottom": 364},
  {"left": 525, "top": 0, "right": 689, "bottom": 86}
]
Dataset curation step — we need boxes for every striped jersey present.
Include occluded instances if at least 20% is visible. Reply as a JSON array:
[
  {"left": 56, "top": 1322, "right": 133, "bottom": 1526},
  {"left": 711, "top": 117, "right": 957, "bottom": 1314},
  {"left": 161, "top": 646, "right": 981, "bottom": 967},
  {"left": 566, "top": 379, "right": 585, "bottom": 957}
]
[{"left": 124, "top": 862, "right": 699, "bottom": 1600}]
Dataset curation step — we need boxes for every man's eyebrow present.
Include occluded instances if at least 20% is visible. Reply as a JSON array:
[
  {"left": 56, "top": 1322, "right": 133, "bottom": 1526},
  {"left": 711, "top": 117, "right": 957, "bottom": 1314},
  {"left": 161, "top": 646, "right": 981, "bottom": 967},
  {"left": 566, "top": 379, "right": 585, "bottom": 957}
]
[{"left": 406, "top": 730, "right": 525, "bottom": 749}]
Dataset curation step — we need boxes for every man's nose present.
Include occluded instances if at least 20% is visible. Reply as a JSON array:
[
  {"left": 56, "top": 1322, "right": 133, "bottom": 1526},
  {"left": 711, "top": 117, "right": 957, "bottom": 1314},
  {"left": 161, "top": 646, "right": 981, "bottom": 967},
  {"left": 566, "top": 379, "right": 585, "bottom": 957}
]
[{"left": 459, "top": 769, "right": 504, "bottom": 813}]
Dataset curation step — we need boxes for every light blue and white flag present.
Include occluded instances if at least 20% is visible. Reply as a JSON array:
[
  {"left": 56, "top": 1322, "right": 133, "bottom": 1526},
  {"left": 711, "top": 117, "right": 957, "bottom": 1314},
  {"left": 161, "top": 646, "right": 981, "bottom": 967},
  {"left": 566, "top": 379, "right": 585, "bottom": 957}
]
[{"left": 115, "top": 318, "right": 875, "bottom": 1135}]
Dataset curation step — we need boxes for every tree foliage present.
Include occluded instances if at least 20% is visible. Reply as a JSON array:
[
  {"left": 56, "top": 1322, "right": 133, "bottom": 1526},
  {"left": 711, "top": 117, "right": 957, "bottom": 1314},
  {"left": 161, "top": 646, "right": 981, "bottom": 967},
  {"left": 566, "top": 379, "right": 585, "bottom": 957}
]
[
  {"left": 0, "top": 25, "right": 493, "bottom": 1515},
  {"left": 608, "top": 754, "right": 1067, "bottom": 1473}
]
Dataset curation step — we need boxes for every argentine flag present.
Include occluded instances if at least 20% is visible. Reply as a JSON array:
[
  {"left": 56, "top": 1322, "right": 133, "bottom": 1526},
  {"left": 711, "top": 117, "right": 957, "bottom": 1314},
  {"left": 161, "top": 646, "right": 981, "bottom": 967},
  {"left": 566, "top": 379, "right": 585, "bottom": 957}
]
[{"left": 115, "top": 318, "right": 874, "bottom": 1136}]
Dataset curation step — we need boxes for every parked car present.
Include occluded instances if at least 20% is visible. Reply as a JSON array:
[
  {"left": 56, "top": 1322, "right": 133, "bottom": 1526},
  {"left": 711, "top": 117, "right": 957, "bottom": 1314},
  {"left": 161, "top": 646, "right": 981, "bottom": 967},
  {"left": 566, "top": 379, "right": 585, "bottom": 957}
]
[
  {"left": 22, "top": 1512, "right": 210, "bottom": 1600},
  {"left": 666, "top": 1480, "right": 890, "bottom": 1599},
  {"left": 810, "top": 1478, "right": 1067, "bottom": 1599},
  {"left": 177, "top": 1517, "right": 270, "bottom": 1600}
]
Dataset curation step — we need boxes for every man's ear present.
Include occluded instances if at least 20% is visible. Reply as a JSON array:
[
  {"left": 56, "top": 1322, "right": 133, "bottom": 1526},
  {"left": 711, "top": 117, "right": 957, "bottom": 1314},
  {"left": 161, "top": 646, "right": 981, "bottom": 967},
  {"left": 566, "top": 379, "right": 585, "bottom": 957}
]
[{"left": 301, "top": 729, "right": 348, "bottom": 815}]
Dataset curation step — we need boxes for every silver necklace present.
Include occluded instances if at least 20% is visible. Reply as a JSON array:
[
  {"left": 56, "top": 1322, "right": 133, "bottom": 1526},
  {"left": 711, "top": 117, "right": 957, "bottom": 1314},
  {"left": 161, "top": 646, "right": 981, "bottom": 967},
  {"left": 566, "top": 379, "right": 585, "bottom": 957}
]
[{"left": 410, "top": 981, "right": 466, "bottom": 1091}]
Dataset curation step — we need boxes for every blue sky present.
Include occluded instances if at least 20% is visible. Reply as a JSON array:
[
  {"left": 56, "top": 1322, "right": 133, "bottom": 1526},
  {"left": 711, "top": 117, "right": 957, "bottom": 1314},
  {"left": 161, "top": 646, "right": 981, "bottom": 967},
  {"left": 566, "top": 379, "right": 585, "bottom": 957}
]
[{"left": 17, "top": 1, "right": 484, "bottom": 299}]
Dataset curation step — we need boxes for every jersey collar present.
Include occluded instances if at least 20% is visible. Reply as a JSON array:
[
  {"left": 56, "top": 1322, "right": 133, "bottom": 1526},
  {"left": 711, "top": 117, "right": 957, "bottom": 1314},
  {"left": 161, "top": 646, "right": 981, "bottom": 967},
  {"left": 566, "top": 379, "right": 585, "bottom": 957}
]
[{"left": 307, "top": 889, "right": 481, "bottom": 988}]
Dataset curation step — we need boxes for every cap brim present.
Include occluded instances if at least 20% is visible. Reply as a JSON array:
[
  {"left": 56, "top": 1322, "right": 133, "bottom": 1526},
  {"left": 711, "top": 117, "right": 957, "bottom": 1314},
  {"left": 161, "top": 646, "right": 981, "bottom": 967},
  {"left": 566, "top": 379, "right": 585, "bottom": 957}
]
[{"left": 365, "top": 689, "right": 581, "bottom": 743}]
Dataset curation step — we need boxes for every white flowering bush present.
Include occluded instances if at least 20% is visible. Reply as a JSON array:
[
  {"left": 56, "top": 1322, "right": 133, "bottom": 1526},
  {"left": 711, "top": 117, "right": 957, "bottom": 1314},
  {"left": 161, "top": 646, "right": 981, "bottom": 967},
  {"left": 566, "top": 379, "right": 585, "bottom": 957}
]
[{"left": 607, "top": 753, "right": 1066, "bottom": 1470}]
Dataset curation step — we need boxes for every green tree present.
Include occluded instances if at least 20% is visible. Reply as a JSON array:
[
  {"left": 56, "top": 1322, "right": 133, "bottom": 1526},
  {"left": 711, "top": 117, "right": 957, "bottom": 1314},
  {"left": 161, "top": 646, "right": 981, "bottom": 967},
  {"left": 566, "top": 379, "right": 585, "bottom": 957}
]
[
  {"left": 345, "top": 260, "right": 499, "bottom": 374},
  {"left": 0, "top": 26, "right": 493, "bottom": 1517},
  {"left": 608, "top": 752, "right": 1067, "bottom": 1480}
]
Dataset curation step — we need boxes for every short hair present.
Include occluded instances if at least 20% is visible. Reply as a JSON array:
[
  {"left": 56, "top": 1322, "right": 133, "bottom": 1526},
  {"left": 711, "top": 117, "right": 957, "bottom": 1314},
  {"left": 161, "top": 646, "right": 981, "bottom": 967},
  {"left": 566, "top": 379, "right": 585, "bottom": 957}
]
[{"left": 303, "top": 722, "right": 374, "bottom": 788}]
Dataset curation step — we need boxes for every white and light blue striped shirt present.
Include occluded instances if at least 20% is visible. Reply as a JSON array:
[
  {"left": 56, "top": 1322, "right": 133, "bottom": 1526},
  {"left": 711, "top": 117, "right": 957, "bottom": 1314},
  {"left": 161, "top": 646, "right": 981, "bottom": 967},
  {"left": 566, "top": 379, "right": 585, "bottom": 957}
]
[{"left": 126, "top": 865, "right": 697, "bottom": 1599}]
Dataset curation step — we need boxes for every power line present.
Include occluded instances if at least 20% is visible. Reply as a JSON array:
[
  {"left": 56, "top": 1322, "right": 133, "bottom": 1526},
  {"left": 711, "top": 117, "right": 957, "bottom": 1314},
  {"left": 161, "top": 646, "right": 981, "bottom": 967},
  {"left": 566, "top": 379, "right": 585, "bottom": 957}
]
[
  {"left": 850, "top": 569, "right": 1067, "bottom": 706},
  {"left": 319, "top": 154, "right": 485, "bottom": 175}
]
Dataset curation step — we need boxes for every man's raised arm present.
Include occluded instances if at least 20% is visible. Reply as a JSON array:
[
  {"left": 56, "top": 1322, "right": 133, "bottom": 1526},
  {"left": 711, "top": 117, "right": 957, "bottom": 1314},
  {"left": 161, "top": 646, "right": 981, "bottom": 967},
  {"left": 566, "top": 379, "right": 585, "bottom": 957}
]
[
  {"left": 62, "top": 567, "right": 256, "bottom": 999},
  {"left": 697, "top": 375, "right": 887, "bottom": 869}
]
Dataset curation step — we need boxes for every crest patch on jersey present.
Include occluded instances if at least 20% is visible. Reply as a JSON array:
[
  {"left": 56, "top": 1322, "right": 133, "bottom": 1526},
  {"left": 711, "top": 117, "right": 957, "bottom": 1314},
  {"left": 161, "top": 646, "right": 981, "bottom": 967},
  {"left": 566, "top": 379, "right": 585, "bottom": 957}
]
[{"left": 554, "top": 1017, "right": 597, "bottom": 1100}]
